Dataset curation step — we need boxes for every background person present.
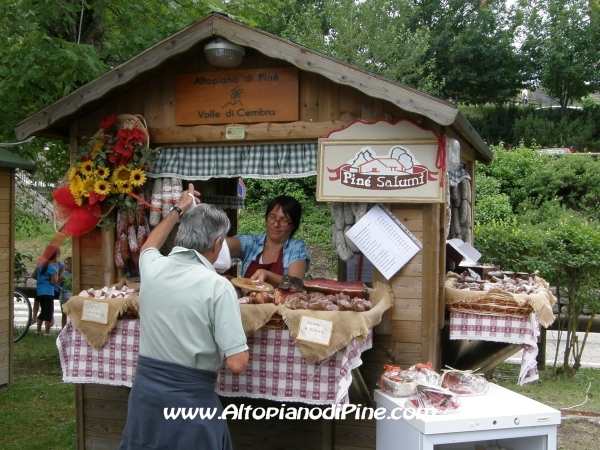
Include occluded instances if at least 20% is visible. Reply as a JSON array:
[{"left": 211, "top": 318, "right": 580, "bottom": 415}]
[
  {"left": 226, "top": 195, "right": 310, "bottom": 287},
  {"left": 32, "top": 248, "right": 62, "bottom": 327},
  {"left": 119, "top": 184, "right": 248, "bottom": 450},
  {"left": 31, "top": 250, "right": 59, "bottom": 337}
]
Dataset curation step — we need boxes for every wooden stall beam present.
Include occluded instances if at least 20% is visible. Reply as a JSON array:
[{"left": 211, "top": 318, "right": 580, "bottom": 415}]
[
  {"left": 77, "top": 120, "right": 349, "bottom": 144},
  {"left": 70, "top": 124, "right": 82, "bottom": 295},
  {"left": 421, "top": 204, "right": 441, "bottom": 370}
]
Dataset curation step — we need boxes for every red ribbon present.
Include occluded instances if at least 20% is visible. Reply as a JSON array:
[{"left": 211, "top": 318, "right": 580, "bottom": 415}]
[{"left": 435, "top": 136, "right": 447, "bottom": 187}]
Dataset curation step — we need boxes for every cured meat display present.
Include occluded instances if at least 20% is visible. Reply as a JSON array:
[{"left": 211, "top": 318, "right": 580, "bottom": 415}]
[
  {"left": 304, "top": 278, "right": 368, "bottom": 298},
  {"left": 455, "top": 269, "right": 541, "bottom": 295},
  {"left": 440, "top": 368, "right": 489, "bottom": 396},
  {"left": 241, "top": 290, "right": 372, "bottom": 311},
  {"left": 114, "top": 189, "right": 152, "bottom": 278},
  {"left": 406, "top": 384, "right": 462, "bottom": 415},
  {"left": 285, "top": 291, "right": 371, "bottom": 312},
  {"left": 237, "top": 277, "right": 372, "bottom": 312}
]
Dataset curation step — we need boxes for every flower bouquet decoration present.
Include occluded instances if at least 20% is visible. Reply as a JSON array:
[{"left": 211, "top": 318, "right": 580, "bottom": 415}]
[{"left": 53, "top": 114, "right": 160, "bottom": 237}]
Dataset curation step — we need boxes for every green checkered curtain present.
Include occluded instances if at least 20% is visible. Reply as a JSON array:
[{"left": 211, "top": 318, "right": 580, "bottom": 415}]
[{"left": 147, "top": 144, "right": 317, "bottom": 180}]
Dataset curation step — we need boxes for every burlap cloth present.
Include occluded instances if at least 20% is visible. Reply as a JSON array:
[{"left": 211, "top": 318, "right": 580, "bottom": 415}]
[
  {"left": 62, "top": 278, "right": 140, "bottom": 349},
  {"left": 444, "top": 272, "right": 556, "bottom": 327},
  {"left": 239, "top": 282, "right": 394, "bottom": 362}
]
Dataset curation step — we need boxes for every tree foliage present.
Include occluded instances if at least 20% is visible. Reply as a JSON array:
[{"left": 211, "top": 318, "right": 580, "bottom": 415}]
[
  {"left": 0, "top": 0, "right": 280, "bottom": 184},
  {"left": 267, "top": 0, "right": 440, "bottom": 94},
  {"left": 475, "top": 143, "right": 600, "bottom": 374},
  {"left": 411, "top": 0, "right": 525, "bottom": 105},
  {"left": 519, "top": 0, "right": 600, "bottom": 116}
]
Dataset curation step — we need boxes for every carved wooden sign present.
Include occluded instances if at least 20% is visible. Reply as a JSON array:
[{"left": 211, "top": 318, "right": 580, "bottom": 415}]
[
  {"left": 176, "top": 67, "right": 299, "bottom": 125},
  {"left": 317, "top": 120, "right": 445, "bottom": 203}
]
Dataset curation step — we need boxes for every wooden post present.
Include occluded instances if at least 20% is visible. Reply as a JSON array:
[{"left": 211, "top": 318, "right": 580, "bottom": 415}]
[
  {"left": 70, "top": 123, "right": 82, "bottom": 295},
  {"left": 100, "top": 226, "right": 115, "bottom": 287}
]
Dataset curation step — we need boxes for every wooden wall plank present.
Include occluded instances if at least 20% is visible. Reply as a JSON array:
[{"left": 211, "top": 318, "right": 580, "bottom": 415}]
[
  {"left": 84, "top": 417, "right": 126, "bottom": 440},
  {"left": 83, "top": 397, "right": 128, "bottom": 422},
  {"left": 333, "top": 418, "right": 376, "bottom": 449},
  {"left": 3, "top": 167, "right": 14, "bottom": 384},
  {"left": 339, "top": 86, "right": 362, "bottom": 122},
  {"left": 360, "top": 94, "right": 382, "bottom": 120},
  {"left": 362, "top": 342, "right": 421, "bottom": 366},
  {"left": 84, "top": 436, "right": 122, "bottom": 450},
  {"left": 389, "top": 297, "right": 421, "bottom": 321},
  {"left": 391, "top": 207, "right": 423, "bottom": 231},
  {"left": 319, "top": 76, "right": 340, "bottom": 122},
  {"left": 300, "top": 71, "right": 319, "bottom": 121},
  {"left": 420, "top": 204, "right": 441, "bottom": 369},
  {"left": 375, "top": 321, "right": 421, "bottom": 343},
  {"left": 390, "top": 277, "right": 422, "bottom": 299}
]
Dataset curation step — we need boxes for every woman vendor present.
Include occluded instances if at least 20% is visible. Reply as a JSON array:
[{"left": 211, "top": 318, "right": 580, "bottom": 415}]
[{"left": 226, "top": 195, "right": 310, "bottom": 287}]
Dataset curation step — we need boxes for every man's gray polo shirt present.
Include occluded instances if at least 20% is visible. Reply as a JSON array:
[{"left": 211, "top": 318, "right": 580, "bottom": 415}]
[{"left": 138, "top": 246, "right": 248, "bottom": 373}]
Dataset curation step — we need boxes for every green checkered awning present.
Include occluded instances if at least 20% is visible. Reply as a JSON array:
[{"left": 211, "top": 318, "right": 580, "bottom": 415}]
[{"left": 147, "top": 143, "right": 317, "bottom": 180}]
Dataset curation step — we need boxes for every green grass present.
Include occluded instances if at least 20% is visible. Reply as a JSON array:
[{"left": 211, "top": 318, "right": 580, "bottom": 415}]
[
  {"left": 0, "top": 330, "right": 75, "bottom": 450},
  {"left": 493, "top": 363, "right": 600, "bottom": 413}
]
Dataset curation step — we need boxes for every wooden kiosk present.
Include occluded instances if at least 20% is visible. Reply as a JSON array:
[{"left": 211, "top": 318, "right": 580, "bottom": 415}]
[
  {"left": 0, "top": 149, "right": 35, "bottom": 391},
  {"left": 15, "top": 13, "right": 493, "bottom": 450}
]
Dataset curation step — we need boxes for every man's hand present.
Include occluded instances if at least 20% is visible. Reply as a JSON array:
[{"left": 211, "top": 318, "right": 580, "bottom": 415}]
[
  {"left": 141, "top": 183, "right": 201, "bottom": 252},
  {"left": 178, "top": 183, "right": 201, "bottom": 214}
]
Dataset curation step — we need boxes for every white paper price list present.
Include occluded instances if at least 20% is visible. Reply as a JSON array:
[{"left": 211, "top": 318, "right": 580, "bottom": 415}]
[{"left": 346, "top": 205, "right": 420, "bottom": 280}]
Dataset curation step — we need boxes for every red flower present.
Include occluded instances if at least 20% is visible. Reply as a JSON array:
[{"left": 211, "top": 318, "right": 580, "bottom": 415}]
[
  {"left": 88, "top": 191, "right": 106, "bottom": 205},
  {"left": 100, "top": 114, "right": 116, "bottom": 130},
  {"left": 108, "top": 151, "right": 120, "bottom": 164},
  {"left": 115, "top": 138, "right": 134, "bottom": 158}
]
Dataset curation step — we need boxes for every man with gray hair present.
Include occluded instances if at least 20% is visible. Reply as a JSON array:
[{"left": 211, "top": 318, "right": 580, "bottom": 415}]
[{"left": 120, "top": 184, "right": 248, "bottom": 450}]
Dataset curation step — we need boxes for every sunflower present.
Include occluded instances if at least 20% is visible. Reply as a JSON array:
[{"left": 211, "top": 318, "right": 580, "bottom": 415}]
[
  {"left": 117, "top": 181, "right": 133, "bottom": 194},
  {"left": 69, "top": 176, "right": 83, "bottom": 197},
  {"left": 129, "top": 168, "right": 147, "bottom": 187},
  {"left": 72, "top": 191, "right": 84, "bottom": 206},
  {"left": 81, "top": 178, "right": 97, "bottom": 197},
  {"left": 81, "top": 160, "right": 96, "bottom": 177},
  {"left": 112, "top": 166, "right": 131, "bottom": 186},
  {"left": 94, "top": 180, "right": 112, "bottom": 196},
  {"left": 95, "top": 166, "right": 110, "bottom": 180},
  {"left": 68, "top": 167, "right": 79, "bottom": 180}
]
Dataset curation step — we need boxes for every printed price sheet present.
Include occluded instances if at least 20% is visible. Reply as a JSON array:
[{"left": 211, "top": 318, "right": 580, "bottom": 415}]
[{"left": 345, "top": 204, "right": 421, "bottom": 280}]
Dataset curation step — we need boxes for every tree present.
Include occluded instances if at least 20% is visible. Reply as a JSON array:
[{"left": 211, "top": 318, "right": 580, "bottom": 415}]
[
  {"left": 267, "top": 0, "right": 441, "bottom": 94},
  {"left": 0, "top": 0, "right": 280, "bottom": 184},
  {"left": 520, "top": 0, "right": 600, "bottom": 117},
  {"left": 410, "top": 0, "right": 525, "bottom": 105}
]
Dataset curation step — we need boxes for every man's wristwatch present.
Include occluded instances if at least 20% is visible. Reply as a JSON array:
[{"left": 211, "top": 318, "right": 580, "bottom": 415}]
[{"left": 170, "top": 206, "right": 183, "bottom": 217}]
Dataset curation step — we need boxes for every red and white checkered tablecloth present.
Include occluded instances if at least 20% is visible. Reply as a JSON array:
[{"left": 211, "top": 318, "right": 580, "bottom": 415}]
[
  {"left": 449, "top": 311, "right": 540, "bottom": 385},
  {"left": 216, "top": 328, "right": 373, "bottom": 405},
  {"left": 57, "top": 319, "right": 140, "bottom": 387},
  {"left": 57, "top": 320, "right": 373, "bottom": 404}
]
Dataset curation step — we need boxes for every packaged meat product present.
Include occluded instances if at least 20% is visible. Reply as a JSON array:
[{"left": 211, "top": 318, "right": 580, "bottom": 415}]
[
  {"left": 404, "top": 362, "right": 442, "bottom": 386},
  {"left": 405, "top": 385, "right": 462, "bottom": 415},
  {"left": 440, "top": 368, "right": 489, "bottom": 396},
  {"left": 380, "top": 365, "right": 417, "bottom": 398}
]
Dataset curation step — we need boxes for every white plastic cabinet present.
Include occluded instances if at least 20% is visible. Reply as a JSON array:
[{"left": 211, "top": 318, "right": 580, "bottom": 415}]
[{"left": 375, "top": 384, "right": 560, "bottom": 450}]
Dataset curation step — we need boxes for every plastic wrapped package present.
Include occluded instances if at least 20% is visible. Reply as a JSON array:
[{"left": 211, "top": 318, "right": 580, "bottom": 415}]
[
  {"left": 440, "top": 368, "right": 489, "bottom": 396},
  {"left": 404, "top": 362, "right": 442, "bottom": 386},
  {"left": 380, "top": 365, "right": 417, "bottom": 397},
  {"left": 405, "top": 384, "right": 462, "bottom": 415}
]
